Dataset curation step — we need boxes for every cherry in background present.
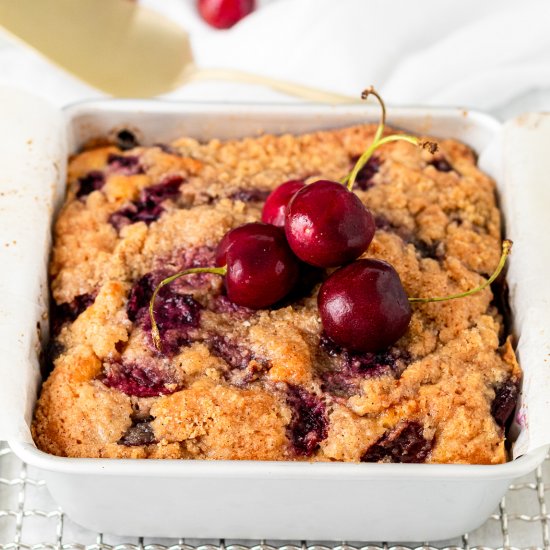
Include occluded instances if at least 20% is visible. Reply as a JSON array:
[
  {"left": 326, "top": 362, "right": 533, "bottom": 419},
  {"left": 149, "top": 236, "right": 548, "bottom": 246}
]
[{"left": 198, "top": 0, "right": 256, "bottom": 29}]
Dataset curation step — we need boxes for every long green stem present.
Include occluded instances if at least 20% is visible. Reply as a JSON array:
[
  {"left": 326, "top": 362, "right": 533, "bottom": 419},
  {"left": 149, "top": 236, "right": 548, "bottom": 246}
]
[
  {"left": 408, "top": 240, "right": 512, "bottom": 304},
  {"left": 362, "top": 86, "right": 387, "bottom": 145},
  {"left": 341, "top": 86, "right": 385, "bottom": 187},
  {"left": 342, "top": 86, "right": 439, "bottom": 190},
  {"left": 149, "top": 266, "right": 227, "bottom": 351},
  {"left": 345, "top": 134, "right": 438, "bottom": 191}
]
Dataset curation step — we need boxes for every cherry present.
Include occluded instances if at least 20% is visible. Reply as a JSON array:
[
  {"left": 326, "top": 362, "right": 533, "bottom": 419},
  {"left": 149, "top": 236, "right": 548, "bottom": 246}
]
[
  {"left": 214, "top": 221, "right": 287, "bottom": 267},
  {"left": 214, "top": 222, "right": 256, "bottom": 267},
  {"left": 197, "top": 0, "right": 255, "bottom": 29},
  {"left": 219, "top": 223, "right": 300, "bottom": 309},
  {"left": 318, "top": 259, "right": 411, "bottom": 352},
  {"left": 491, "top": 380, "right": 519, "bottom": 428},
  {"left": 149, "top": 223, "right": 300, "bottom": 350},
  {"left": 285, "top": 180, "right": 376, "bottom": 267},
  {"left": 76, "top": 171, "right": 105, "bottom": 199},
  {"left": 282, "top": 88, "right": 436, "bottom": 269},
  {"left": 361, "top": 421, "right": 433, "bottom": 463},
  {"left": 261, "top": 180, "right": 305, "bottom": 227},
  {"left": 319, "top": 240, "right": 512, "bottom": 353}
]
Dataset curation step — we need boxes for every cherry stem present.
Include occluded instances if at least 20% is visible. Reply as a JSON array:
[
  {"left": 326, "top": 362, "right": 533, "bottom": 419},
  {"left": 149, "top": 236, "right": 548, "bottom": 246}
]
[
  {"left": 342, "top": 86, "right": 438, "bottom": 190},
  {"left": 408, "top": 240, "right": 512, "bottom": 304},
  {"left": 149, "top": 266, "right": 227, "bottom": 351},
  {"left": 344, "top": 134, "right": 438, "bottom": 191},
  {"left": 362, "top": 86, "right": 386, "bottom": 144}
]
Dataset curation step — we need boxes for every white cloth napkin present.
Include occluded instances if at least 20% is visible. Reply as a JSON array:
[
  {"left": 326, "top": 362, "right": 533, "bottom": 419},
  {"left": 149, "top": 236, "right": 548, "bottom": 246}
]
[{"left": 1, "top": 0, "right": 550, "bottom": 117}]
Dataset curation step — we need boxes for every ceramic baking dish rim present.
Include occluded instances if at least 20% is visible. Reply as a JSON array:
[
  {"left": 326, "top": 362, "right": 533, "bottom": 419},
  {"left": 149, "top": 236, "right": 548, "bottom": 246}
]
[{"left": 9, "top": 440, "right": 549, "bottom": 479}]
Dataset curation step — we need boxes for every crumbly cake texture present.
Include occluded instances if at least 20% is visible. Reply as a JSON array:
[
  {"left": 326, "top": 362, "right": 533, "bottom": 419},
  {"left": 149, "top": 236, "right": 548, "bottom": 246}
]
[{"left": 32, "top": 123, "right": 520, "bottom": 464}]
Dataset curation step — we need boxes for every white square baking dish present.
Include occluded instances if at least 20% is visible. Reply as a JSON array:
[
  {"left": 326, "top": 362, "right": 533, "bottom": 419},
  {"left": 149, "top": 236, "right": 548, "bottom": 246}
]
[{"left": 6, "top": 98, "right": 550, "bottom": 542}]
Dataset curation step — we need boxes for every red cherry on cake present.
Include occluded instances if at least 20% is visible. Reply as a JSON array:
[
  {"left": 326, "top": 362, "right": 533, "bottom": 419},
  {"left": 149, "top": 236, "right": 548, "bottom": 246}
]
[
  {"left": 261, "top": 180, "right": 305, "bottom": 227},
  {"left": 318, "top": 259, "right": 412, "bottom": 352},
  {"left": 285, "top": 180, "right": 376, "bottom": 268},
  {"left": 214, "top": 221, "right": 276, "bottom": 266},
  {"left": 318, "top": 240, "right": 512, "bottom": 353},
  {"left": 215, "top": 222, "right": 300, "bottom": 308},
  {"left": 197, "top": 0, "right": 255, "bottom": 29}
]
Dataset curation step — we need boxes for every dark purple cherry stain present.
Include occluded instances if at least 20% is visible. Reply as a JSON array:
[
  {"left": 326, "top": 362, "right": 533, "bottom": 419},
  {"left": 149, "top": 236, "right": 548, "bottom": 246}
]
[
  {"left": 205, "top": 335, "right": 269, "bottom": 385},
  {"left": 211, "top": 294, "right": 254, "bottom": 319},
  {"left": 208, "top": 335, "right": 255, "bottom": 370},
  {"left": 51, "top": 293, "right": 96, "bottom": 334},
  {"left": 178, "top": 245, "right": 217, "bottom": 269},
  {"left": 127, "top": 273, "right": 159, "bottom": 322},
  {"left": 144, "top": 292, "right": 202, "bottom": 355},
  {"left": 172, "top": 246, "right": 219, "bottom": 290},
  {"left": 102, "top": 360, "right": 179, "bottom": 397},
  {"left": 115, "top": 129, "right": 139, "bottom": 151},
  {"left": 429, "top": 157, "right": 454, "bottom": 172},
  {"left": 373, "top": 215, "right": 444, "bottom": 261},
  {"left": 286, "top": 386, "right": 328, "bottom": 456},
  {"left": 491, "top": 380, "right": 519, "bottom": 428},
  {"left": 143, "top": 176, "right": 183, "bottom": 204},
  {"left": 127, "top": 271, "right": 203, "bottom": 355},
  {"left": 410, "top": 238, "right": 444, "bottom": 261},
  {"left": 319, "top": 334, "right": 406, "bottom": 397},
  {"left": 229, "top": 188, "right": 271, "bottom": 203},
  {"left": 491, "top": 276, "right": 512, "bottom": 346},
  {"left": 127, "top": 247, "right": 215, "bottom": 325},
  {"left": 107, "top": 153, "right": 144, "bottom": 175},
  {"left": 361, "top": 421, "right": 433, "bottom": 463},
  {"left": 118, "top": 415, "right": 156, "bottom": 446},
  {"left": 109, "top": 175, "right": 184, "bottom": 230},
  {"left": 76, "top": 171, "right": 105, "bottom": 199},
  {"left": 351, "top": 155, "right": 381, "bottom": 191}
]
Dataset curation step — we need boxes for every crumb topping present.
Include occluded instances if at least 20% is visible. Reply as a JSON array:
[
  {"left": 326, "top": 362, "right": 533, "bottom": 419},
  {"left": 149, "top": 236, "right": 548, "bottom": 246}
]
[{"left": 33, "top": 124, "right": 519, "bottom": 464}]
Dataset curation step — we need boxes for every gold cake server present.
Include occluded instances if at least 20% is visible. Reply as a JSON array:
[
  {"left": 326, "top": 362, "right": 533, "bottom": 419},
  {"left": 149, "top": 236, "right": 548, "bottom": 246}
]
[{"left": 0, "top": 0, "right": 357, "bottom": 102}]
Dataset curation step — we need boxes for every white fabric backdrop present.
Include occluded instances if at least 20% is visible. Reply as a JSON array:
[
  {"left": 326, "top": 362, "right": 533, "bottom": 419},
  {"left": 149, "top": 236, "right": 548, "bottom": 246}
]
[{"left": 0, "top": 0, "right": 550, "bottom": 118}]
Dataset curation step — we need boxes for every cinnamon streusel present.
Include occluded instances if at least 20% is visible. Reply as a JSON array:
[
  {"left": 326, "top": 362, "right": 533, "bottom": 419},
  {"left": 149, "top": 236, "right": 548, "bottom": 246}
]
[{"left": 32, "top": 123, "right": 519, "bottom": 464}]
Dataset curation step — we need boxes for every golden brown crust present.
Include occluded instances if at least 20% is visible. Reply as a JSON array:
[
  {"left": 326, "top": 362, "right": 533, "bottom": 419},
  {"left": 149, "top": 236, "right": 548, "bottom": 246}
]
[{"left": 32, "top": 124, "right": 520, "bottom": 464}]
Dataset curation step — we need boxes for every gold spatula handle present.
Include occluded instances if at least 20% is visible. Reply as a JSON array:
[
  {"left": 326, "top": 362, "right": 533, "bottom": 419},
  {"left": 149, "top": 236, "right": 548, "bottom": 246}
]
[{"left": 183, "top": 66, "right": 360, "bottom": 104}]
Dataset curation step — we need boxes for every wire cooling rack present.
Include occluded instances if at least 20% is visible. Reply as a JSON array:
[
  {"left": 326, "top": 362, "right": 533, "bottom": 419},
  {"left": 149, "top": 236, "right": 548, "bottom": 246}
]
[{"left": 1, "top": 442, "right": 549, "bottom": 550}]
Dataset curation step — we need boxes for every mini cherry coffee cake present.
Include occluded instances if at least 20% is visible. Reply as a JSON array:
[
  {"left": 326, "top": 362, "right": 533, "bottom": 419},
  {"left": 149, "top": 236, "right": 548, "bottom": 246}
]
[{"left": 32, "top": 121, "right": 519, "bottom": 464}]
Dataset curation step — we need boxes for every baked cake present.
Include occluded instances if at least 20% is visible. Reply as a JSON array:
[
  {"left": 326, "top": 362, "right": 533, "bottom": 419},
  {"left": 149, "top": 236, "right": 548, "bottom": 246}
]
[{"left": 32, "top": 123, "right": 520, "bottom": 463}]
